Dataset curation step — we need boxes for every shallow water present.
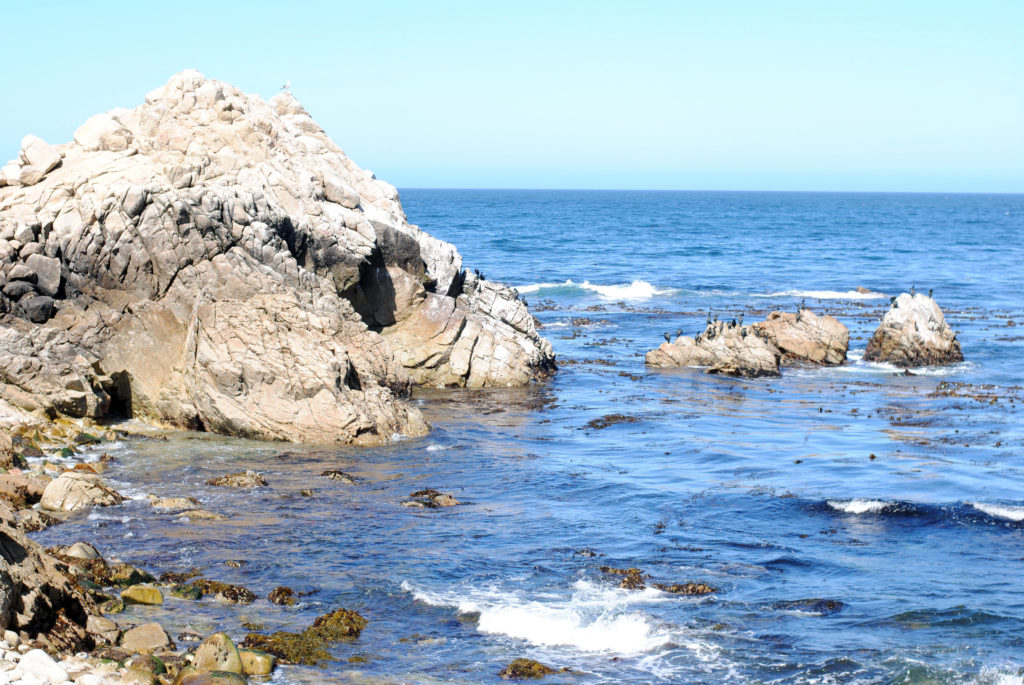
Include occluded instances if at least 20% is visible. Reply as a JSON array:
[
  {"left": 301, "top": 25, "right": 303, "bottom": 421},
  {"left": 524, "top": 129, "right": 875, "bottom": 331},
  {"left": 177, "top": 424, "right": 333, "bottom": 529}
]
[{"left": 34, "top": 190, "right": 1024, "bottom": 683}]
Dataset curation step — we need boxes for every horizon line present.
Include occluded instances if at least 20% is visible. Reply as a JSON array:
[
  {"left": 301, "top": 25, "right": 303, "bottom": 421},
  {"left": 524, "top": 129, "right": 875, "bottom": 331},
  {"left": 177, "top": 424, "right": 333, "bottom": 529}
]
[{"left": 395, "top": 186, "right": 1024, "bottom": 196}]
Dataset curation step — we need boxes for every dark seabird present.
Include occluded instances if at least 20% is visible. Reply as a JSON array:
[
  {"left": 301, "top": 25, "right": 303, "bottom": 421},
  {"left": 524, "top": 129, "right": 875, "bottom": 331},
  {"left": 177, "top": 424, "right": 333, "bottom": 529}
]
[
  {"left": 713, "top": 314, "right": 719, "bottom": 323},
  {"left": 890, "top": 296, "right": 897, "bottom": 304},
  {"left": 706, "top": 312, "right": 712, "bottom": 326},
  {"left": 730, "top": 318, "right": 737, "bottom": 328},
  {"left": 738, "top": 314, "right": 744, "bottom": 327},
  {"left": 522, "top": 297, "right": 529, "bottom": 307},
  {"left": 663, "top": 332, "right": 672, "bottom": 343},
  {"left": 800, "top": 298, "right": 806, "bottom": 310},
  {"left": 675, "top": 328, "right": 682, "bottom": 340},
  {"left": 928, "top": 288, "right": 933, "bottom": 298},
  {"left": 474, "top": 268, "right": 480, "bottom": 277},
  {"left": 741, "top": 328, "right": 748, "bottom": 338},
  {"left": 480, "top": 273, "right": 485, "bottom": 281},
  {"left": 910, "top": 285, "right": 916, "bottom": 296}
]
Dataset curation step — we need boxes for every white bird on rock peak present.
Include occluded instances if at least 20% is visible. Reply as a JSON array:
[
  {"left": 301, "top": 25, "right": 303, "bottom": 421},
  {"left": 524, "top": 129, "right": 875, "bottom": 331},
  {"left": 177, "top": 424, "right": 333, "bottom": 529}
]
[{"left": 281, "top": 81, "right": 291, "bottom": 92}]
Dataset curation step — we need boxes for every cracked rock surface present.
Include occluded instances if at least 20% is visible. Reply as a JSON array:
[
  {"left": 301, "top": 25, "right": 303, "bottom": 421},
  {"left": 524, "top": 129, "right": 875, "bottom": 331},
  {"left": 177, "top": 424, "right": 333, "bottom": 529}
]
[{"left": 0, "top": 71, "right": 554, "bottom": 444}]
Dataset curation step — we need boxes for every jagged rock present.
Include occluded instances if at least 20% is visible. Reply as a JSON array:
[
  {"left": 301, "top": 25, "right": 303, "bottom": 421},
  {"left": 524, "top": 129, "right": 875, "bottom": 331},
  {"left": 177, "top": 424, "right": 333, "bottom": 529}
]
[
  {"left": 402, "top": 488, "right": 460, "bottom": 508},
  {"left": 39, "top": 471, "right": 124, "bottom": 511},
  {"left": 86, "top": 614, "right": 119, "bottom": 645},
  {"left": 0, "top": 502, "right": 93, "bottom": 651},
  {"left": 865, "top": 292, "right": 963, "bottom": 367},
  {"left": 0, "top": 71, "right": 553, "bottom": 445},
  {"left": 752, "top": 309, "right": 849, "bottom": 365},
  {"left": 646, "top": 321, "right": 779, "bottom": 377},
  {"left": 646, "top": 309, "right": 849, "bottom": 377}
]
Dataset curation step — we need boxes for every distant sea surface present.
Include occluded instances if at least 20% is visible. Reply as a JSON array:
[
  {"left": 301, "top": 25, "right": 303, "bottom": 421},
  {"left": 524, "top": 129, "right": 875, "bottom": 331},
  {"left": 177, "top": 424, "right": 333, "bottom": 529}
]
[{"left": 36, "top": 190, "right": 1024, "bottom": 683}]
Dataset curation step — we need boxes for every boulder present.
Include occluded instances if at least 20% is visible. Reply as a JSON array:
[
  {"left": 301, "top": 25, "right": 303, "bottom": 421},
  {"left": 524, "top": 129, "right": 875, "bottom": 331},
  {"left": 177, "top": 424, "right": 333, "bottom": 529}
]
[
  {"left": 752, "top": 309, "right": 849, "bottom": 365},
  {"left": 19, "top": 136, "right": 62, "bottom": 176},
  {"left": 239, "top": 648, "right": 277, "bottom": 676},
  {"left": 63, "top": 541, "right": 102, "bottom": 561},
  {"left": 402, "top": 488, "right": 460, "bottom": 508},
  {"left": 86, "top": 614, "right": 120, "bottom": 645},
  {"left": 24, "top": 254, "right": 61, "bottom": 297},
  {"left": 645, "top": 308, "right": 849, "bottom": 377},
  {"left": 0, "top": 70, "right": 554, "bottom": 445},
  {"left": 146, "top": 494, "right": 199, "bottom": 510},
  {"left": 865, "top": 292, "right": 963, "bottom": 367},
  {"left": 13, "top": 648, "right": 69, "bottom": 683},
  {"left": 121, "top": 584, "right": 164, "bottom": 605},
  {"left": 120, "top": 621, "right": 171, "bottom": 652},
  {"left": 645, "top": 321, "right": 779, "bottom": 377},
  {"left": 39, "top": 472, "right": 124, "bottom": 511},
  {"left": 192, "top": 632, "right": 243, "bottom": 674}
]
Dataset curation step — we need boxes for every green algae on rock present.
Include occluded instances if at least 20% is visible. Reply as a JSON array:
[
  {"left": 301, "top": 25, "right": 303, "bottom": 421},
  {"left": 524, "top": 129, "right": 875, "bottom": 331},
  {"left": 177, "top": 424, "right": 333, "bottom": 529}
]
[{"left": 499, "top": 658, "right": 557, "bottom": 679}]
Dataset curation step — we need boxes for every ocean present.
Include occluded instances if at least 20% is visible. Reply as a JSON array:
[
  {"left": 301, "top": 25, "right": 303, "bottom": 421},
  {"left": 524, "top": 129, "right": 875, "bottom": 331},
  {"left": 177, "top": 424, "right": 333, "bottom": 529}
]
[{"left": 34, "top": 190, "right": 1024, "bottom": 683}]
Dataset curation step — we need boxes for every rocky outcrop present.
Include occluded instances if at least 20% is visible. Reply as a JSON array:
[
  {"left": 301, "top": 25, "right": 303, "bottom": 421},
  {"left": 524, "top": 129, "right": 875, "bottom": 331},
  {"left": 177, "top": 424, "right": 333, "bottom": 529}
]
[
  {"left": 752, "top": 309, "right": 849, "bottom": 366},
  {"left": 646, "top": 309, "right": 849, "bottom": 377},
  {"left": 39, "top": 472, "right": 124, "bottom": 512},
  {"left": 864, "top": 292, "right": 962, "bottom": 367},
  {"left": 0, "top": 502, "right": 93, "bottom": 652},
  {"left": 0, "top": 71, "right": 553, "bottom": 445}
]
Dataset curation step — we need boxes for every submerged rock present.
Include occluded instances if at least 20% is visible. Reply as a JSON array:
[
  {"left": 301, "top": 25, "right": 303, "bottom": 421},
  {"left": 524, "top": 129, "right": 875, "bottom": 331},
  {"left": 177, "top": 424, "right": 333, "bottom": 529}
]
[
  {"left": 268, "top": 586, "right": 296, "bottom": 606},
  {"left": 0, "top": 70, "right": 553, "bottom": 445},
  {"left": 39, "top": 471, "right": 124, "bottom": 511},
  {"left": 402, "top": 488, "right": 460, "bottom": 508},
  {"left": 205, "top": 470, "right": 267, "bottom": 488},
  {"left": 499, "top": 658, "right": 557, "bottom": 679},
  {"left": 240, "top": 606, "right": 366, "bottom": 665},
  {"left": 319, "top": 469, "right": 356, "bottom": 484},
  {"left": 645, "top": 308, "right": 849, "bottom": 377},
  {"left": 865, "top": 292, "right": 963, "bottom": 367}
]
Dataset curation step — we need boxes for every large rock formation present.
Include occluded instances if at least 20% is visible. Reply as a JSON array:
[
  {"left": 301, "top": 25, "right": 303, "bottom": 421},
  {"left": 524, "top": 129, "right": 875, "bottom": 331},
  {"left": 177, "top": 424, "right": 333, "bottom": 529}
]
[
  {"left": 646, "top": 308, "right": 849, "bottom": 377},
  {"left": 864, "top": 292, "right": 962, "bottom": 367},
  {"left": 0, "top": 501, "right": 92, "bottom": 652},
  {"left": 0, "top": 71, "right": 553, "bottom": 444}
]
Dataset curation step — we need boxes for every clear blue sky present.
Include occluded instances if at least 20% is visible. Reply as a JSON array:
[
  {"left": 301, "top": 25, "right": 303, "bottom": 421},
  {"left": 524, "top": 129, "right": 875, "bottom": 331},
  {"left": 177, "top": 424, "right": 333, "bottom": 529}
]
[{"left": 1, "top": 1, "right": 1021, "bottom": 192}]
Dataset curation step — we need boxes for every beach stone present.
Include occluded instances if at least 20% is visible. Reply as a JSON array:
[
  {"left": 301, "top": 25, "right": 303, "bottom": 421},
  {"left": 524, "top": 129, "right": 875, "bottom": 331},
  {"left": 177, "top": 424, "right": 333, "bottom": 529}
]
[
  {"left": 239, "top": 649, "right": 276, "bottom": 676},
  {"left": 192, "top": 632, "right": 242, "bottom": 674},
  {"left": 7, "top": 264, "right": 36, "bottom": 283},
  {"left": 121, "top": 667, "right": 158, "bottom": 685},
  {"left": 14, "top": 648, "right": 68, "bottom": 683},
  {"left": 0, "top": 70, "right": 553, "bottom": 445},
  {"left": 120, "top": 622, "right": 171, "bottom": 653},
  {"left": 63, "top": 541, "right": 103, "bottom": 561},
  {"left": 319, "top": 469, "right": 356, "bottom": 484},
  {"left": 205, "top": 471, "right": 266, "bottom": 488},
  {"left": 124, "top": 653, "right": 167, "bottom": 675},
  {"left": 39, "top": 472, "right": 124, "bottom": 511},
  {"left": 865, "top": 292, "right": 963, "bottom": 367},
  {"left": 268, "top": 586, "right": 295, "bottom": 605},
  {"left": 121, "top": 585, "right": 164, "bottom": 605},
  {"left": 175, "top": 671, "right": 247, "bottom": 685},
  {"left": 86, "top": 614, "right": 120, "bottom": 645}
]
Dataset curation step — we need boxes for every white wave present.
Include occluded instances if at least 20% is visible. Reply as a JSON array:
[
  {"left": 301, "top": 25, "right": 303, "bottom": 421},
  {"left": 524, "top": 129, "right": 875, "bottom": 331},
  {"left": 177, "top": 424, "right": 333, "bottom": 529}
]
[
  {"left": 971, "top": 502, "right": 1024, "bottom": 522},
  {"left": 837, "top": 351, "right": 974, "bottom": 377},
  {"left": 827, "top": 498, "right": 890, "bottom": 514},
  {"left": 754, "top": 289, "right": 888, "bottom": 300},
  {"left": 403, "top": 579, "right": 677, "bottom": 654},
  {"left": 425, "top": 443, "right": 446, "bottom": 452},
  {"left": 517, "top": 279, "right": 675, "bottom": 300}
]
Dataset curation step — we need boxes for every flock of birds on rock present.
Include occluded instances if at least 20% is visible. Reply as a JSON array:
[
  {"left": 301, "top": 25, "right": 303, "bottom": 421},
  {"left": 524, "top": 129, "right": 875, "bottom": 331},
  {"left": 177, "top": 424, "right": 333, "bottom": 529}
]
[{"left": 663, "top": 287, "right": 934, "bottom": 345}]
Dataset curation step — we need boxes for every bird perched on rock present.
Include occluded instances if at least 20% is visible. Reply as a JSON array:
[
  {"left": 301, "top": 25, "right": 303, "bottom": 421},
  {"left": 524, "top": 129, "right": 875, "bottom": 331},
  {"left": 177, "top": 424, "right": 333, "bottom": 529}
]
[
  {"left": 741, "top": 328, "right": 748, "bottom": 338},
  {"left": 928, "top": 288, "right": 933, "bottom": 298},
  {"left": 890, "top": 296, "right": 897, "bottom": 304},
  {"left": 663, "top": 332, "right": 672, "bottom": 343},
  {"left": 706, "top": 312, "right": 712, "bottom": 326},
  {"left": 800, "top": 298, "right": 806, "bottom": 310},
  {"left": 281, "top": 81, "right": 291, "bottom": 92},
  {"left": 738, "top": 314, "right": 744, "bottom": 327},
  {"left": 713, "top": 314, "right": 719, "bottom": 323},
  {"left": 910, "top": 285, "right": 916, "bottom": 296},
  {"left": 675, "top": 328, "right": 682, "bottom": 341},
  {"left": 730, "top": 318, "right": 737, "bottom": 328}
]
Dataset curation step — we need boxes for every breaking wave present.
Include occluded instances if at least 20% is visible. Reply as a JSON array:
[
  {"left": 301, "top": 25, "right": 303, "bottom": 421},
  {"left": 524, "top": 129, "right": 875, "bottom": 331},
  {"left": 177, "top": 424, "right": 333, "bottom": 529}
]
[
  {"left": 754, "top": 289, "right": 888, "bottom": 300},
  {"left": 517, "top": 279, "right": 677, "bottom": 300}
]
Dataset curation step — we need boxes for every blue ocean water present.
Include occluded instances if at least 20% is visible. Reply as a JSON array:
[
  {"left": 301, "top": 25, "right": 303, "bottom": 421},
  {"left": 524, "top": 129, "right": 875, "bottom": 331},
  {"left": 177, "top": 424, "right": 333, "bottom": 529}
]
[{"left": 35, "top": 190, "right": 1024, "bottom": 683}]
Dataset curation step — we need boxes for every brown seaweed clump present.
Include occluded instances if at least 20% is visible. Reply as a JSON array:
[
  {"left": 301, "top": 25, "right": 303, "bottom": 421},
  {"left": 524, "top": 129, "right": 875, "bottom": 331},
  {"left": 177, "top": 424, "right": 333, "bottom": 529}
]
[
  {"left": 240, "top": 607, "right": 367, "bottom": 665},
  {"left": 599, "top": 566, "right": 647, "bottom": 590},
  {"left": 499, "top": 658, "right": 557, "bottom": 679}
]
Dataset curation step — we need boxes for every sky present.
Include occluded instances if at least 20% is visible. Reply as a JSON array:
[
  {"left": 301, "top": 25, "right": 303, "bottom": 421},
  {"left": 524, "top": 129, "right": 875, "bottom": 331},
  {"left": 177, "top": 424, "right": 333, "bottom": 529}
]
[{"left": 1, "top": 1, "right": 1021, "bottom": 192}]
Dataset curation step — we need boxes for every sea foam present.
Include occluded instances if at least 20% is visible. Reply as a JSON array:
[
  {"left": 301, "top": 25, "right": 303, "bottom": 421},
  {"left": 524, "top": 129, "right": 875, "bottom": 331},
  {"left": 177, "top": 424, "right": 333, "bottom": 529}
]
[
  {"left": 970, "top": 502, "right": 1024, "bottom": 522},
  {"left": 754, "top": 289, "right": 888, "bottom": 300},
  {"left": 827, "top": 498, "right": 891, "bottom": 514},
  {"left": 403, "top": 579, "right": 675, "bottom": 654},
  {"left": 517, "top": 279, "right": 675, "bottom": 301}
]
